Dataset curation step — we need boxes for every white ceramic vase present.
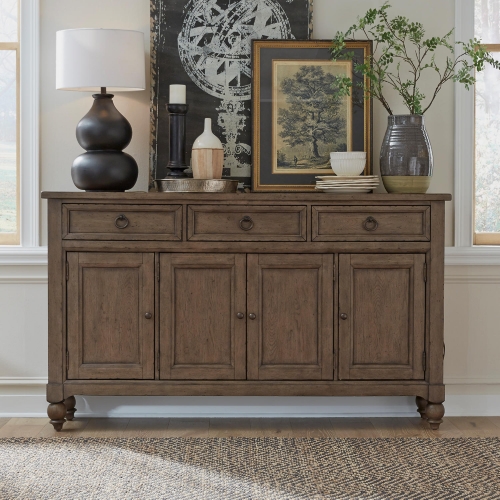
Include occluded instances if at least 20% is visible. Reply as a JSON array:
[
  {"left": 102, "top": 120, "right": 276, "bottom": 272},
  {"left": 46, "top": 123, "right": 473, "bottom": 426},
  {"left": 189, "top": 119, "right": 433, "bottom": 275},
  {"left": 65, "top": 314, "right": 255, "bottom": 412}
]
[{"left": 192, "top": 118, "right": 224, "bottom": 179}]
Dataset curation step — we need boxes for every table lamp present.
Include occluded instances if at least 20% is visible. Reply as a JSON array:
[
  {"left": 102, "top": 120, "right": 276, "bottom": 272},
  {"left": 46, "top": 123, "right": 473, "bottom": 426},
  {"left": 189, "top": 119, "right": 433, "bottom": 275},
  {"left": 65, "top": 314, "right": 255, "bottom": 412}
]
[{"left": 56, "top": 29, "right": 146, "bottom": 191}]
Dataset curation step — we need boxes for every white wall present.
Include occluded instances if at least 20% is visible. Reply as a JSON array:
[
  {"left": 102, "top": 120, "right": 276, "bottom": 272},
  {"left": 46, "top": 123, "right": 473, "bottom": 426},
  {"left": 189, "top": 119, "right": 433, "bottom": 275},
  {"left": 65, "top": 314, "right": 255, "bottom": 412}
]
[{"left": 1, "top": 0, "right": 499, "bottom": 417}]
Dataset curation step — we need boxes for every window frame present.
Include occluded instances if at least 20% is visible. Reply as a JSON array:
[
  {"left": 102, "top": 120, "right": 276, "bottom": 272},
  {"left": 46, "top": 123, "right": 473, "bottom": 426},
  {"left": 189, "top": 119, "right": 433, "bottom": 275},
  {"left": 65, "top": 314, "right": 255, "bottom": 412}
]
[
  {"left": 0, "top": 1, "right": 20, "bottom": 245},
  {"left": 473, "top": 42, "right": 500, "bottom": 245},
  {"left": 450, "top": 0, "right": 500, "bottom": 264},
  {"left": 0, "top": 0, "right": 40, "bottom": 259}
]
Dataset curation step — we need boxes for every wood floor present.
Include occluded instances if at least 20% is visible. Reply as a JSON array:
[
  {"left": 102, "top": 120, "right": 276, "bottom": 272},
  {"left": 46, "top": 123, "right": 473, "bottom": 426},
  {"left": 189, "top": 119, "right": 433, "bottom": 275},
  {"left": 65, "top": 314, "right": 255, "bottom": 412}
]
[{"left": 0, "top": 417, "right": 499, "bottom": 438}]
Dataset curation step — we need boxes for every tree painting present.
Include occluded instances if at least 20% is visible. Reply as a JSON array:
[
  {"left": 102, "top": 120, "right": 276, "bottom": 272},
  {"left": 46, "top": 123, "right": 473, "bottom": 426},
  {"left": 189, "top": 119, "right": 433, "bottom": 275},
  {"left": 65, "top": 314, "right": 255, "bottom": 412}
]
[{"left": 273, "top": 61, "right": 351, "bottom": 172}]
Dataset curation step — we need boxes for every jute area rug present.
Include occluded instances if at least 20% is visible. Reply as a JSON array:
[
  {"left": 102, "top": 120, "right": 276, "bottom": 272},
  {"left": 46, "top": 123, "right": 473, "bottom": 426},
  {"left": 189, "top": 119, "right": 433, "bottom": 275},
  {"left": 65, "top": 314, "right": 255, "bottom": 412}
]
[{"left": 0, "top": 437, "right": 499, "bottom": 499}]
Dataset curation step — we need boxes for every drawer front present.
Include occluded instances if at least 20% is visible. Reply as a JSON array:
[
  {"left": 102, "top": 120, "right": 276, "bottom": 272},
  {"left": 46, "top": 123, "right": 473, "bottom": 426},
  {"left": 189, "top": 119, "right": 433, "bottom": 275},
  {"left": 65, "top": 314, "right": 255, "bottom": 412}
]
[
  {"left": 63, "top": 204, "right": 182, "bottom": 240},
  {"left": 312, "top": 206, "right": 430, "bottom": 241},
  {"left": 188, "top": 205, "right": 307, "bottom": 241}
]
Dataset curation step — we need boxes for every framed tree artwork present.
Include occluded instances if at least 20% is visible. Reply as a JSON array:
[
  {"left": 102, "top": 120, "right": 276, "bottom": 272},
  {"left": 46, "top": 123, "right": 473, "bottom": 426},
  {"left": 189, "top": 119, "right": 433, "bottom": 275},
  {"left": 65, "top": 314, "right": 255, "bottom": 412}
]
[
  {"left": 252, "top": 40, "right": 372, "bottom": 191},
  {"left": 150, "top": 0, "right": 314, "bottom": 189}
]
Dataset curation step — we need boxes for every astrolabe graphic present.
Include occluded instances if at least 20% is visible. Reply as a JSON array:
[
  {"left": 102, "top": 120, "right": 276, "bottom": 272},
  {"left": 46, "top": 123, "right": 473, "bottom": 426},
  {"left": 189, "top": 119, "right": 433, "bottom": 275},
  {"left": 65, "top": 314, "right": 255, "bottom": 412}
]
[
  {"left": 178, "top": 0, "right": 293, "bottom": 100},
  {"left": 178, "top": 0, "right": 295, "bottom": 178}
]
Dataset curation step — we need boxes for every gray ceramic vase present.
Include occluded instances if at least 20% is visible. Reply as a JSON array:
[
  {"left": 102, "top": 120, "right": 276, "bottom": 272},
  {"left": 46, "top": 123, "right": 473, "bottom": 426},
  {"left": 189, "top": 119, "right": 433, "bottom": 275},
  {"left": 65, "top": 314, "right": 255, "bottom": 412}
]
[{"left": 380, "top": 114, "right": 433, "bottom": 194}]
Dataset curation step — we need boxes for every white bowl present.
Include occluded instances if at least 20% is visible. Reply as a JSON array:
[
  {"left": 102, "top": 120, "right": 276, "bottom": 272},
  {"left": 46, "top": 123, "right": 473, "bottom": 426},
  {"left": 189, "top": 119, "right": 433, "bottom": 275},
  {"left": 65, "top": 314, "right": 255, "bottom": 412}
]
[
  {"left": 330, "top": 151, "right": 367, "bottom": 159},
  {"left": 330, "top": 157, "right": 366, "bottom": 176}
]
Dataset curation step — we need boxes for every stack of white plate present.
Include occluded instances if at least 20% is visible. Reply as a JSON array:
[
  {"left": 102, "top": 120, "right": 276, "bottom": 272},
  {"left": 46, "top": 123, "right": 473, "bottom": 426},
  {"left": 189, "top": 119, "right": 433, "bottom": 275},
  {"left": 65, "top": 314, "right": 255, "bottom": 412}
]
[{"left": 315, "top": 175, "right": 380, "bottom": 193}]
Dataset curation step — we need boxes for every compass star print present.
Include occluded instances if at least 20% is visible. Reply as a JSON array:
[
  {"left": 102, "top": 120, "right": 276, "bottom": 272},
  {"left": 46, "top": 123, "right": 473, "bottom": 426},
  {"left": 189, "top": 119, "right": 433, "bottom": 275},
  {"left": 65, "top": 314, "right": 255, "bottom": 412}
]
[{"left": 178, "top": 0, "right": 294, "bottom": 100}]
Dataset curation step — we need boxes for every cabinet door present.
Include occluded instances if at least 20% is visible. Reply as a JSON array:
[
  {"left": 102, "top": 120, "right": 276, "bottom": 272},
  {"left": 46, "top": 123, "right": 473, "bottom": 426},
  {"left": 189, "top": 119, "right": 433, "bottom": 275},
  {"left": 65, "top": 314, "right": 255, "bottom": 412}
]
[
  {"left": 247, "top": 254, "right": 334, "bottom": 380},
  {"left": 67, "top": 252, "right": 155, "bottom": 379},
  {"left": 338, "top": 254, "right": 425, "bottom": 380},
  {"left": 159, "top": 254, "right": 246, "bottom": 380}
]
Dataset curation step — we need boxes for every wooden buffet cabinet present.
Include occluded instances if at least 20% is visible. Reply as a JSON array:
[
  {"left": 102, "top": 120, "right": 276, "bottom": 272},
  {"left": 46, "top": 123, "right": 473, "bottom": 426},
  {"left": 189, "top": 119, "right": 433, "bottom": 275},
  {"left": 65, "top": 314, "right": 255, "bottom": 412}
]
[{"left": 42, "top": 192, "right": 451, "bottom": 431}]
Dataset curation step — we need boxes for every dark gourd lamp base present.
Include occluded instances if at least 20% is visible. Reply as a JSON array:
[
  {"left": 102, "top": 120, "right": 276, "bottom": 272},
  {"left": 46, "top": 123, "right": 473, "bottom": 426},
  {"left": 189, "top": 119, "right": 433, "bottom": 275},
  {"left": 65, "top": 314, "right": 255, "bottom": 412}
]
[
  {"left": 72, "top": 151, "right": 138, "bottom": 192},
  {"left": 71, "top": 92, "right": 138, "bottom": 192}
]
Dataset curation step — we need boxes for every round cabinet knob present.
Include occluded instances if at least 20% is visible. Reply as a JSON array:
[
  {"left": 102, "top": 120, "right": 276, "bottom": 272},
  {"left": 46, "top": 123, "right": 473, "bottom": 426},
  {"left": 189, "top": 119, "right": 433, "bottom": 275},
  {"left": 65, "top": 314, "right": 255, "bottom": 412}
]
[
  {"left": 363, "top": 216, "right": 378, "bottom": 232},
  {"left": 248, "top": 313, "right": 256, "bottom": 320},
  {"left": 239, "top": 216, "right": 254, "bottom": 231},
  {"left": 237, "top": 312, "right": 244, "bottom": 319},
  {"left": 340, "top": 313, "right": 348, "bottom": 320},
  {"left": 145, "top": 313, "right": 152, "bottom": 319},
  {"left": 115, "top": 214, "right": 129, "bottom": 229}
]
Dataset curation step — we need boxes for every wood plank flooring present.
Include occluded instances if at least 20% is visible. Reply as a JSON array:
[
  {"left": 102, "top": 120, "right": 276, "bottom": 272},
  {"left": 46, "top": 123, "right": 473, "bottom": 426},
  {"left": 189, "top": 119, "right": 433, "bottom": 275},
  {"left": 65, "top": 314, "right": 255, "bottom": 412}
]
[{"left": 0, "top": 417, "right": 499, "bottom": 438}]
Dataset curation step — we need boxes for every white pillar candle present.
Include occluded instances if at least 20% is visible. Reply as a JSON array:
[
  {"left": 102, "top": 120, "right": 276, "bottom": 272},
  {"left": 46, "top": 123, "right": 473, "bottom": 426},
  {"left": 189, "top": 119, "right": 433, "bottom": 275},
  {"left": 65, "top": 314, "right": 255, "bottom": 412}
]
[{"left": 169, "top": 84, "right": 186, "bottom": 104}]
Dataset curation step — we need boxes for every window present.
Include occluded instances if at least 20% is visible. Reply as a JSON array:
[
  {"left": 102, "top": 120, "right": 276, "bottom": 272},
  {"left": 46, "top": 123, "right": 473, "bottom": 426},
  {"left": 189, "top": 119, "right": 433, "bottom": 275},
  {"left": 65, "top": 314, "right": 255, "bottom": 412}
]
[
  {"left": 474, "top": 0, "right": 500, "bottom": 245},
  {"left": 451, "top": 0, "right": 500, "bottom": 263},
  {"left": 0, "top": 0, "right": 19, "bottom": 245}
]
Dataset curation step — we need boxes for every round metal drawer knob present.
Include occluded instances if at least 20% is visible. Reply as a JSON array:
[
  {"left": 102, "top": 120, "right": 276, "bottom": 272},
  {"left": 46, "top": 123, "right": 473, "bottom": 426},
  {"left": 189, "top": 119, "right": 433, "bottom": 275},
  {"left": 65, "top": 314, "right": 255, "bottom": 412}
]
[
  {"left": 340, "top": 313, "right": 348, "bottom": 320},
  {"left": 248, "top": 313, "right": 256, "bottom": 320},
  {"left": 239, "top": 216, "right": 254, "bottom": 231},
  {"left": 237, "top": 313, "right": 244, "bottom": 319},
  {"left": 115, "top": 214, "right": 129, "bottom": 229},
  {"left": 363, "top": 216, "right": 378, "bottom": 232},
  {"left": 145, "top": 313, "right": 152, "bottom": 319}
]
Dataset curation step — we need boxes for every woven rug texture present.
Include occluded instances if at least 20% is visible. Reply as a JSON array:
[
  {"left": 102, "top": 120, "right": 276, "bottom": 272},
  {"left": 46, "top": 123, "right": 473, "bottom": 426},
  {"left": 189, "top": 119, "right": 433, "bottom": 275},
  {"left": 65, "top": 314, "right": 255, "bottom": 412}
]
[{"left": 0, "top": 437, "right": 499, "bottom": 500}]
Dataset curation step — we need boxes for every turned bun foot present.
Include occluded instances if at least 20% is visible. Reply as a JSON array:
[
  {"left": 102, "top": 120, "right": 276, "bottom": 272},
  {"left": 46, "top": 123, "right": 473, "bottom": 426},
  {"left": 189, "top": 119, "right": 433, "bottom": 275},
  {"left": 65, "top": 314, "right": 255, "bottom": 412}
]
[
  {"left": 426, "top": 402, "right": 445, "bottom": 430},
  {"left": 416, "top": 396, "right": 428, "bottom": 418},
  {"left": 47, "top": 402, "right": 67, "bottom": 431},
  {"left": 64, "top": 396, "right": 77, "bottom": 421}
]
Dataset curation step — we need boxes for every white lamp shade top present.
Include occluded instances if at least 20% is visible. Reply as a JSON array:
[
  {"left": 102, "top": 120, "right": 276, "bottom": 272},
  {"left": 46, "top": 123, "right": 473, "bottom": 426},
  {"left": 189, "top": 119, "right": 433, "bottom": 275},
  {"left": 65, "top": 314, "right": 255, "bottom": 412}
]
[{"left": 56, "top": 29, "right": 146, "bottom": 92}]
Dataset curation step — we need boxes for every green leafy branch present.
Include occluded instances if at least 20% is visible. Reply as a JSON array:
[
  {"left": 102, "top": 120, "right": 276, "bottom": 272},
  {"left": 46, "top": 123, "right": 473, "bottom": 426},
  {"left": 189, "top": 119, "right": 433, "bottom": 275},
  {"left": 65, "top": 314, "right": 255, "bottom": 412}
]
[{"left": 331, "top": 2, "right": 500, "bottom": 115}]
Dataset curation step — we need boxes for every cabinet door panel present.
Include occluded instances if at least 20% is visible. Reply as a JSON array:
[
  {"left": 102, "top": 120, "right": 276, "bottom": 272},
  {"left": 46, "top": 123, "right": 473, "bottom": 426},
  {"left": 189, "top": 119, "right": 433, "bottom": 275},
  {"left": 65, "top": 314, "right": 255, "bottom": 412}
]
[
  {"left": 159, "top": 254, "right": 246, "bottom": 380},
  {"left": 338, "top": 254, "right": 425, "bottom": 380},
  {"left": 67, "top": 252, "right": 155, "bottom": 380},
  {"left": 247, "top": 254, "right": 334, "bottom": 380}
]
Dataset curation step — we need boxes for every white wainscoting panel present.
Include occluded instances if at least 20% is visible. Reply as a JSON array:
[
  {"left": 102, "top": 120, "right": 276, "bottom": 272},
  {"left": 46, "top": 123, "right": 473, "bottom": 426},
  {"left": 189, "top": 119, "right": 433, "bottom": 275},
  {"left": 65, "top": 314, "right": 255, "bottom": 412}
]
[{"left": 1, "top": 264, "right": 500, "bottom": 417}]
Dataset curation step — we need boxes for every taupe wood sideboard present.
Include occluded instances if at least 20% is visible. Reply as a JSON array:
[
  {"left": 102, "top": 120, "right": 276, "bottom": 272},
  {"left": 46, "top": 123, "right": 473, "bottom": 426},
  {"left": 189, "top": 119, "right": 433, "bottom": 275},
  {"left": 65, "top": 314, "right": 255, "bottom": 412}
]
[{"left": 42, "top": 192, "right": 451, "bottom": 431}]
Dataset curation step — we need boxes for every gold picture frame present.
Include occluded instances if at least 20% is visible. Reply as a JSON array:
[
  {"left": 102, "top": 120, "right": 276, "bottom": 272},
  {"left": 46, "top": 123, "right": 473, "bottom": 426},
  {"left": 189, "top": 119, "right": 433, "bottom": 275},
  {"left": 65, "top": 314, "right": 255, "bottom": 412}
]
[{"left": 252, "top": 40, "right": 372, "bottom": 192}]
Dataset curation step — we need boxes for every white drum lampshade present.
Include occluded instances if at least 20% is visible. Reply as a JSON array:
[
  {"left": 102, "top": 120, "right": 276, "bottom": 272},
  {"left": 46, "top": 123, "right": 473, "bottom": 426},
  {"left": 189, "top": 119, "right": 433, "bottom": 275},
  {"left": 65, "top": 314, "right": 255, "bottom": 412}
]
[
  {"left": 56, "top": 29, "right": 146, "bottom": 91},
  {"left": 56, "top": 29, "right": 146, "bottom": 192}
]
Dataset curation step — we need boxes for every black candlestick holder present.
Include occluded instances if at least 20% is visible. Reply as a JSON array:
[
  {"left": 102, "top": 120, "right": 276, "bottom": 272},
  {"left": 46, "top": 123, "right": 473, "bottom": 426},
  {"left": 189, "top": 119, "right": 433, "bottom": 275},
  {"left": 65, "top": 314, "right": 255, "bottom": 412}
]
[{"left": 167, "top": 103, "right": 189, "bottom": 178}]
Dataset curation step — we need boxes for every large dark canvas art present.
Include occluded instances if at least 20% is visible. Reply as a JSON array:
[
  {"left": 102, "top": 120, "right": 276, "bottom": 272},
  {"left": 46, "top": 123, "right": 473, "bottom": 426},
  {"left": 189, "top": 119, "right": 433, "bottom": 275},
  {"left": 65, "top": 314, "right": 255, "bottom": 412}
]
[{"left": 150, "top": 0, "right": 313, "bottom": 188}]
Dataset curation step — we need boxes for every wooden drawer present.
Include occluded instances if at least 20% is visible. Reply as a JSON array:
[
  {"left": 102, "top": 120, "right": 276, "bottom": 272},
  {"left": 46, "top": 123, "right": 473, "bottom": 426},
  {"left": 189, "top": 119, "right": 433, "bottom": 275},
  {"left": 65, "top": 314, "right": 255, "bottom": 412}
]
[
  {"left": 312, "top": 206, "right": 430, "bottom": 241},
  {"left": 63, "top": 204, "right": 182, "bottom": 240},
  {"left": 187, "top": 205, "right": 307, "bottom": 241}
]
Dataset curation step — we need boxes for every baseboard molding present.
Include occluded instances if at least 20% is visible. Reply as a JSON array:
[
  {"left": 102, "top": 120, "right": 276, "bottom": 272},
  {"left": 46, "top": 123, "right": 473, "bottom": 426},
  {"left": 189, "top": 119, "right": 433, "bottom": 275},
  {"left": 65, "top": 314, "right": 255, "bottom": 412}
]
[
  {"left": 4, "top": 377, "right": 499, "bottom": 387},
  {"left": 0, "top": 247, "right": 48, "bottom": 266},
  {"left": 1, "top": 392, "right": 500, "bottom": 418},
  {"left": 0, "top": 276, "right": 48, "bottom": 284},
  {"left": 445, "top": 275, "right": 500, "bottom": 284},
  {"left": 445, "top": 247, "right": 500, "bottom": 266},
  {"left": 3, "top": 270, "right": 500, "bottom": 285},
  {"left": 1, "top": 247, "right": 499, "bottom": 268},
  {"left": 0, "top": 378, "right": 47, "bottom": 385},
  {"left": 444, "top": 265, "right": 500, "bottom": 284},
  {"left": 0, "top": 266, "right": 48, "bottom": 284},
  {"left": 445, "top": 377, "right": 500, "bottom": 385}
]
